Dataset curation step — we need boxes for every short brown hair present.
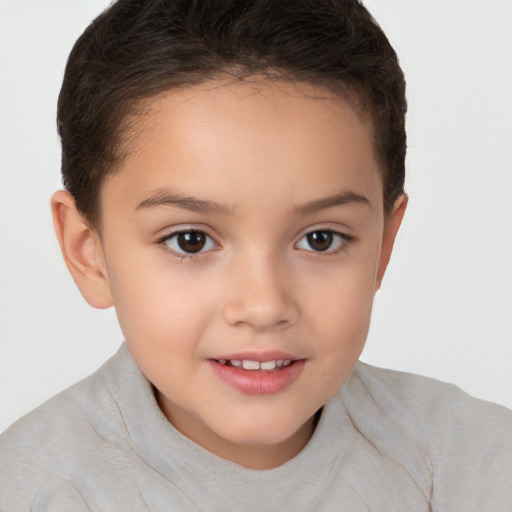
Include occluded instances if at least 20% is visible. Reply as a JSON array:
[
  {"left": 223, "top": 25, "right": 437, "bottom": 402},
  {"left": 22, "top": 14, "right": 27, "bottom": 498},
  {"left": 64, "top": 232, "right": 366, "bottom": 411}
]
[{"left": 58, "top": 0, "right": 406, "bottom": 228}]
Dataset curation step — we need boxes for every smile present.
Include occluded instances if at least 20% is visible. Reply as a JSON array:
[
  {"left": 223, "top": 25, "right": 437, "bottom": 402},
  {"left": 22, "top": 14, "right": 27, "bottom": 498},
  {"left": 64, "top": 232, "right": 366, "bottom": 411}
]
[
  {"left": 208, "top": 358, "right": 305, "bottom": 395},
  {"left": 215, "top": 359, "right": 293, "bottom": 371}
]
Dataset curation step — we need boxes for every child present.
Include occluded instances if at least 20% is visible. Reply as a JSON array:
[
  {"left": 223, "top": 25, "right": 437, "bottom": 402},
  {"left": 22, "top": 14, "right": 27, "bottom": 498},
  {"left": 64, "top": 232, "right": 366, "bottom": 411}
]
[{"left": 1, "top": 1, "right": 511, "bottom": 510}]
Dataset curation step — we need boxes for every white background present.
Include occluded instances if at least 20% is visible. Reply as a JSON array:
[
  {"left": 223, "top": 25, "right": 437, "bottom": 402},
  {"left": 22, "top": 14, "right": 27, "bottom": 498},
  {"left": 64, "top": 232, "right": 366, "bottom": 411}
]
[{"left": 1, "top": 1, "right": 511, "bottom": 433}]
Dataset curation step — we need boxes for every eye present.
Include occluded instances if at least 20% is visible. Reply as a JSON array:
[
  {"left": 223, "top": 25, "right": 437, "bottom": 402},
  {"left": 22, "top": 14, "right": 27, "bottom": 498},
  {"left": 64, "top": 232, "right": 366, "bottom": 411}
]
[
  {"left": 162, "top": 230, "right": 217, "bottom": 255},
  {"left": 296, "top": 229, "right": 350, "bottom": 253}
]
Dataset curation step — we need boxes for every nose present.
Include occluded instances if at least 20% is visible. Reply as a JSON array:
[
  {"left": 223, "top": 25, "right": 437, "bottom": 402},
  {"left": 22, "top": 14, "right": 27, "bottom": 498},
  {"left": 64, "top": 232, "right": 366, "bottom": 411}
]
[{"left": 222, "top": 253, "right": 299, "bottom": 332}]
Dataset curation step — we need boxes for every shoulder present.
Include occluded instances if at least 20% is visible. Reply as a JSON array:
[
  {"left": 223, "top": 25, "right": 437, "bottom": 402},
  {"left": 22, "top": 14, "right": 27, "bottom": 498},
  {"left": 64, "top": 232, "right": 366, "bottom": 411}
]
[
  {"left": 342, "top": 362, "right": 512, "bottom": 509},
  {"left": 0, "top": 347, "right": 128, "bottom": 452},
  {"left": 348, "top": 361, "right": 512, "bottom": 435},
  {"left": 0, "top": 347, "right": 129, "bottom": 510},
  {"left": 350, "top": 361, "right": 511, "bottom": 419}
]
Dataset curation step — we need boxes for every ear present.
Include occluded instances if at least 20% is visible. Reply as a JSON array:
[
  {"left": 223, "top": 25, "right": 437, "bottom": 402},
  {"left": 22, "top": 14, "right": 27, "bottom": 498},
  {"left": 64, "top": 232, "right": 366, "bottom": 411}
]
[
  {"left": 51, "top": 190, "right": 114, "bottom": 309},
  {"left": 376, "top": 194, "right": 408, "bottom": 289}
]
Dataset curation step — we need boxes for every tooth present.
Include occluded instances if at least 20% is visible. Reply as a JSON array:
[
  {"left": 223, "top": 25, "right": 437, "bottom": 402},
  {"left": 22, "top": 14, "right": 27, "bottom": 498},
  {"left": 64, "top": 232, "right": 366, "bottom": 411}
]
[
  {"left": 231, "top": 360, "right": 242, "bottom": 367},
  {"left": 276, "top": 360, "right": 284, "bottom": 367},
  {"left": 242, "top": 360, "right": 260, "bottom": 370},
  {"left": 260, "top": 360, "right": 277, "bottom": 370},
  {"left": 283, "top": 360, "right": 292, "bottom": 367},
  {"left": 218, "top": 359, "right": 227, "bottom": 365}
]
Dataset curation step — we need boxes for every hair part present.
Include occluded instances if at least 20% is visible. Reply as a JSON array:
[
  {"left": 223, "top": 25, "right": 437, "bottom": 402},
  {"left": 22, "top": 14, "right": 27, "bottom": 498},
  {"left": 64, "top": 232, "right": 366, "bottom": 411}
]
[{"left": 58, "top": 0, "right": 407, "bottom": 229}]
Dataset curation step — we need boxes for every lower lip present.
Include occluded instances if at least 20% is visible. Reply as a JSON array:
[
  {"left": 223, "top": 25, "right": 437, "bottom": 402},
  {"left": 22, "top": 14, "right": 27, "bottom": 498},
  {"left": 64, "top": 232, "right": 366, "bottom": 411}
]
[{"left": 208, "top": 360, "right": 306, "bottom": 395}]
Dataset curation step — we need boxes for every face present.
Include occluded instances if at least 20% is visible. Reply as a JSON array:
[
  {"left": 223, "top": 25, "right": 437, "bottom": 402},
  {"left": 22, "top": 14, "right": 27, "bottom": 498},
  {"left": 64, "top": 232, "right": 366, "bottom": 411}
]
[{"left": 92, "top": 80, "right": 404, "bottom": 468}]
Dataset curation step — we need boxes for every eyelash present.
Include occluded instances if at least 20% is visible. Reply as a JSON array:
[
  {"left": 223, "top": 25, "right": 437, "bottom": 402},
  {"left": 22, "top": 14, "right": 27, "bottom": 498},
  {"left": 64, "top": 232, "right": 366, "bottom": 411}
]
[
  {"left": 157, "top": 228, "right": 354, "bottom": 261},
  {"left": 157, "top": 229, "right": 219, "bottom": 261},
  {"left": 296, "top": 229, "right": 354, "bottom": 256}
]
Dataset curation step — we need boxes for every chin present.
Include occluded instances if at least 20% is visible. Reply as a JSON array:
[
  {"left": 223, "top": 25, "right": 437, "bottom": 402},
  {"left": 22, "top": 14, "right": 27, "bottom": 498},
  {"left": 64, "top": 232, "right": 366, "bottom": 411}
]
[{"left": 214, "top": 414, "right": 311, "bottom": 447}]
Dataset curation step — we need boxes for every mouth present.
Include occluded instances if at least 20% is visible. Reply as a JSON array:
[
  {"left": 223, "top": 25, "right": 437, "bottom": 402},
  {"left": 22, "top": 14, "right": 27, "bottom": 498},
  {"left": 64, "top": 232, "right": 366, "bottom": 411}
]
[
  {"left": 207, "top": 356, "right": 305, "bottom": 395},
  {"left": 213, "top": 358, "right": 294, "bottom": 371}
]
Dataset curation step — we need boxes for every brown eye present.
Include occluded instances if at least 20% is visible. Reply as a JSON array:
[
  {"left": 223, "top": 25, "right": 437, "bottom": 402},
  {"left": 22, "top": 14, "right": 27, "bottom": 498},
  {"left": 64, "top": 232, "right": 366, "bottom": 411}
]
[
  {"left": 177, "top": 231, "right": 206, "bottom": 253},
  {"left": 164, "top": 230, "right": 216, "bottom": 255},
  {"left": 306, "top": 231, "right": 333, "bottom": 251},
  {"left": 296, "top": 229, "right": 349, "bottom": 253}
]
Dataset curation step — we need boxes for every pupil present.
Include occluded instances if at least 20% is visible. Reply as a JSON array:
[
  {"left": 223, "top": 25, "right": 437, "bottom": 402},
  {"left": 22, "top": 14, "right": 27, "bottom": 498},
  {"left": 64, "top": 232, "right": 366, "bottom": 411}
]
[
  {"left": 307, "top": 231, "right": 332, "bottom": 251},
  {"left": 177, "top": 231, "right": 206, "bottom": 253}
]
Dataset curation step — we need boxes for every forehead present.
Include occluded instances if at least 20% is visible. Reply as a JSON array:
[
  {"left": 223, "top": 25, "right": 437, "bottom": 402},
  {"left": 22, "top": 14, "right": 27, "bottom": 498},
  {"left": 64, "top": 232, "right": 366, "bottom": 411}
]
[{"left": 103, "top": 79, "right": 383, "bottom": 214}]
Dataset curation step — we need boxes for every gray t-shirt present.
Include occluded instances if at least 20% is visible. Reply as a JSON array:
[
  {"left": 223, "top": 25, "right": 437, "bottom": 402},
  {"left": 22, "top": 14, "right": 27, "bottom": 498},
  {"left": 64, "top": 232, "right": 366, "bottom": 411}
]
[{"left": 1, "top": 343, "right": 511, "bottom": 511}]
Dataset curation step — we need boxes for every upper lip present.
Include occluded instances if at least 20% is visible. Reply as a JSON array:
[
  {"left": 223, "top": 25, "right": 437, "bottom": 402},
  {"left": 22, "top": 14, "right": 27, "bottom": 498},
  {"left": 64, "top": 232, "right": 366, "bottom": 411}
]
[{"left": 209, "top": 350, "right": 302, "bottom": 362}]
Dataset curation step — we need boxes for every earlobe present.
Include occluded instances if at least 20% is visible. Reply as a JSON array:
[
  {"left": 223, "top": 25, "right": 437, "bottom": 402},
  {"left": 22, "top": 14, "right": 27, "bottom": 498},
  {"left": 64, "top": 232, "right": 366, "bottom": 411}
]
[
  {"left": 51, "top": 190, "right": 114, "bottom": 309},
  {"left": 376, "top": 194, "right": 408, "bottom": 289}
]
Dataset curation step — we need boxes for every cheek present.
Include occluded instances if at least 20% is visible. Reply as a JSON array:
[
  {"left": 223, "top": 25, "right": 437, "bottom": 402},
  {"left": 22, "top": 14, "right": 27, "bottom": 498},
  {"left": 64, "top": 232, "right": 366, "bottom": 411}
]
[
  {"left": 313, "top": 282, "right": 373, "bottom": 362},
  {"left": 106, "top": 255, "right": 219, "bottom": 356},
  {"left": 303, "top": 255, "right": 378, "bottom": 377},
  {"left": 308, "top": 253, "right": 378, "bottom": 327}
]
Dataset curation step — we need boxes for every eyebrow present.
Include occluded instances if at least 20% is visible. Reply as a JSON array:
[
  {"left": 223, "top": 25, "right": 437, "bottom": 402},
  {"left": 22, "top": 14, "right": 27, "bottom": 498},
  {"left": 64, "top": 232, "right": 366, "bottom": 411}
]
[
  {"left": 135, "top": 187, "right": 370, "bottom": 216},
  {"left": 135, "top": 188, "right": 232, "bottom": 215},
  {"left": 295, "top": 190, "right": 371, "bottom": 214}
]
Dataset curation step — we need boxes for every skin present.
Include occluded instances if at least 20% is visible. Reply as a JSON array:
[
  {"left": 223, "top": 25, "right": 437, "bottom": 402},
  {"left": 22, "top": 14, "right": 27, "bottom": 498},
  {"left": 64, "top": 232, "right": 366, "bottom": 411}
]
[{"left": 52, "top": 80, "right": 406, "bottom": 470}]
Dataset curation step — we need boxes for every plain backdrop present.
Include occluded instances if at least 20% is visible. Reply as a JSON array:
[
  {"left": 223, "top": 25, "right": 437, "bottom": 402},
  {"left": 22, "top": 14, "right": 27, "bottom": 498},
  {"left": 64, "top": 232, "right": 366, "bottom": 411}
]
[{"left": 1, "top": 0, "right": 511, "bottom": 433}]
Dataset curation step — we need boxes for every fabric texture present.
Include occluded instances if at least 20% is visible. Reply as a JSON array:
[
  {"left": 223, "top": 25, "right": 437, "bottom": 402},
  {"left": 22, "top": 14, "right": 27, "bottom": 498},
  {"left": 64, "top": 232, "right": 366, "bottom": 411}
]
[{"left": 1, "top": 343, "right": 511, "bottom": 511}]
